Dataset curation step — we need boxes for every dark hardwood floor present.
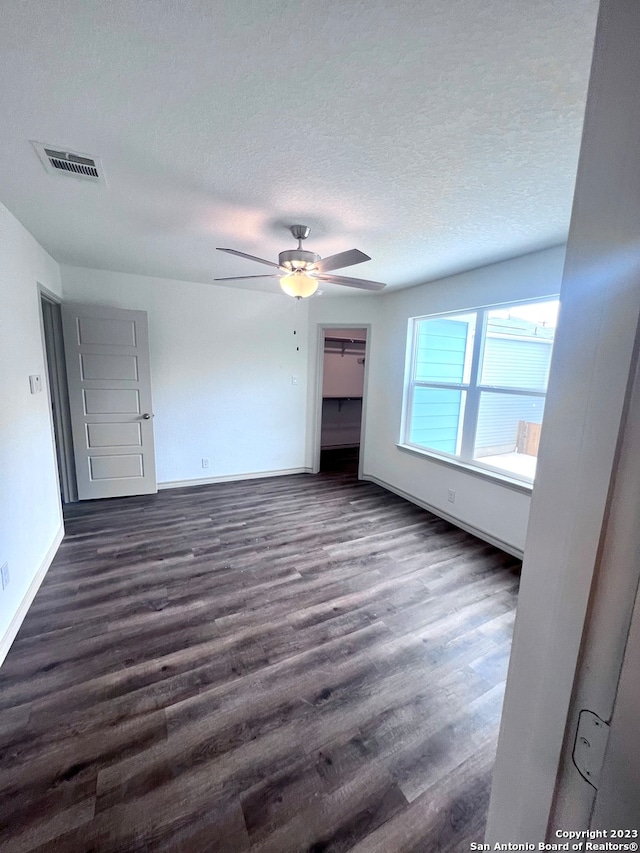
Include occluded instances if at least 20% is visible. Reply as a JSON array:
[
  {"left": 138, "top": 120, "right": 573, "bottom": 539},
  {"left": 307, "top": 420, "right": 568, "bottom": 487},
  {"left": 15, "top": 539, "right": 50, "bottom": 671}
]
[
  {"left": 320, "top": 447, "right": 360, "bottom": 473},
  {"left": 0, "top": 468, "right": 520, "bottom": 852}
]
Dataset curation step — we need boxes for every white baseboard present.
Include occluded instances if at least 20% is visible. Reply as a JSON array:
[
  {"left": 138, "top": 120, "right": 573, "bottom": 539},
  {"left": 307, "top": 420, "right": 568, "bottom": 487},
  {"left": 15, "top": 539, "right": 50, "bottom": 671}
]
[
  {"left": 158, "top": 467, "right": 313, "bottom": 490},
  {"left": 362, "top": 473, "right": 524, "bottom": 559},
  {"left": 0, "top": 524, "right": 64, "bottom": 667}
]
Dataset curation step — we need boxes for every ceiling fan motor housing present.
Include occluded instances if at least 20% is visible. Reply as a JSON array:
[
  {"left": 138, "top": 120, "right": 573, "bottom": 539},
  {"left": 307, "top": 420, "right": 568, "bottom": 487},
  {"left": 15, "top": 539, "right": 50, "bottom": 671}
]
[{"left": 278, "top": 249, "right": 320, "bottom": 270}]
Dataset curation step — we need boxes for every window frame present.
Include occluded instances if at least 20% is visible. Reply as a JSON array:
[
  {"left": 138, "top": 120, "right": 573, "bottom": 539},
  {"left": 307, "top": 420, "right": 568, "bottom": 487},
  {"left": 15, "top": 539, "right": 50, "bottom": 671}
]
[{"left": 401, "top": 296, "right": 559, "bottom": 484}]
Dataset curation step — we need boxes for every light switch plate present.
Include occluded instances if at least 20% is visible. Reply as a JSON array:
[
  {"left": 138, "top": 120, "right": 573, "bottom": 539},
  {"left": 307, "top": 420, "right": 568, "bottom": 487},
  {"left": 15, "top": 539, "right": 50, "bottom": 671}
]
[{"left": 29, "top": 374, "right": 42, "bottom": 394}]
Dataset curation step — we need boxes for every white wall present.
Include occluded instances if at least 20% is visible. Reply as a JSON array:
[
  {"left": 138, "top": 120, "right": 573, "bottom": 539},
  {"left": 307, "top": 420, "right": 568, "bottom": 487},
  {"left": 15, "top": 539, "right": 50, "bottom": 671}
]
[
  {"left": 0, "top": 200, "right": 64, "bottom": 662},
  {"left": 322, "top": 351, "right": 366, "bottom": 398},
  {"left": 60, "top": 266, "right": 310, "bottom": 485},
  {"left": 362, "top": 246, "right": 566, "bottom": 555}
]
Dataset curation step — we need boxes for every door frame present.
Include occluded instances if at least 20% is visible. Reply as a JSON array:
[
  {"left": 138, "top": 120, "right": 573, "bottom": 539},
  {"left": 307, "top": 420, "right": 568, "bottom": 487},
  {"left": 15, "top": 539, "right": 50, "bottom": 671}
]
[
  {"left": 486, "top": 0, "right": 640, "bottom": 840},
  {"left": 311, "top": 323, "right": 372, "bottom": 477},
  {"left": 550, "top": 315, "right": 640, "bottom": 827},
  {"left": 38, "top": 286, "right": 77, "bottom": 503}
]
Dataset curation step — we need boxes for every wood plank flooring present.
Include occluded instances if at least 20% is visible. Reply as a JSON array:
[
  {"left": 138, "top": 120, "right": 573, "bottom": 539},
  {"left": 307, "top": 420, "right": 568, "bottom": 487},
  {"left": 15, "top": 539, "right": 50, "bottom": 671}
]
[{"left": 0, "top": 467, "right": 520, "bottom": 852}]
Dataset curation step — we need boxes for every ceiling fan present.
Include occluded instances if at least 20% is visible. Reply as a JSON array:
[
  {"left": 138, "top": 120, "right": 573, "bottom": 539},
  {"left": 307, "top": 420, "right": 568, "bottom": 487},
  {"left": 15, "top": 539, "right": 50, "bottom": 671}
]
[{"left": 214, "top": 225, "right": 386, "bottom": 298}]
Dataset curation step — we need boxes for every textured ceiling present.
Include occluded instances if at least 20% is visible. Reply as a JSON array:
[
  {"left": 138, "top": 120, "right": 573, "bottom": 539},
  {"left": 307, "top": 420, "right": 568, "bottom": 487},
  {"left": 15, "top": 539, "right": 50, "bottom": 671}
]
[{"left": 0, "top": 0, "right": 598, "bottom": 295}]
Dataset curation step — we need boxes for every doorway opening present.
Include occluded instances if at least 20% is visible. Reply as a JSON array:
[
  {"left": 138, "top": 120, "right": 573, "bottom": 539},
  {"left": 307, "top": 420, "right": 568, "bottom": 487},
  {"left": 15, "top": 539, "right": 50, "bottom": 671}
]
[
  {"left": 39, "top": 289, "right": 77, "bottom": 503},
  {"left": 318, "top": 328, "right": 367, "bottom": 475}
]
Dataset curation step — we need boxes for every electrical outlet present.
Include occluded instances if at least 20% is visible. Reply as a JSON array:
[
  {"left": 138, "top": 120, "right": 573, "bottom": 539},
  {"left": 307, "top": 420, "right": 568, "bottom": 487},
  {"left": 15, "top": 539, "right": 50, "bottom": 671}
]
[
  {"left": 202, "top": 458, "right": 210, "bottom": 469},
  {"left": 447, "top": 489, "right": 456, "bottom": 504},
  {"left": 1, "top": 563, "right": 9, "bottom": 590}
]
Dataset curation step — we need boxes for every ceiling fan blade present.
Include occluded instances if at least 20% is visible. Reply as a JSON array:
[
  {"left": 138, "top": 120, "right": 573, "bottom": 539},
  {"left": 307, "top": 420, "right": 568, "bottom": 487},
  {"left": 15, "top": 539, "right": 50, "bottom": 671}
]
[
  {"left": 213, "top": 274, "right": 280, "bottom": 281},
  {"left": 315, "top": 273, "right": 386, "bottom": 292},
  {"left": 216, "top": 247, "right": 282, "bottom": 269},
  {"left": 313, "top": 249, "right": 371, "bottom": 273}
]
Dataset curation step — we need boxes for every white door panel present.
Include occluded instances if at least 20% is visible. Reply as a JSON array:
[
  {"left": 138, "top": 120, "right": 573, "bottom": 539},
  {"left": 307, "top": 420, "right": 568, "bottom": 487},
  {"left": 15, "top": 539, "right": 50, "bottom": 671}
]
[
  {"left": 62, "top": 303, "right": 157, "bottom": 499},
  {"left": 86, "top": 422, "right": 142, "bottom": 447},
  {"left": 80, "top": 353, "right": 139, "bottom": 381},
  {"left": 89, "top": 454, "right": 144, "bottom": 480},
  {"left": 83, "top": 388, "right": 140, "bottom": 415},
  {"left": 591, "top": 580, "right": 640, "bottom": 828},
  {"left": 77, "top": 316, "right": 137, "bottom": 346}
]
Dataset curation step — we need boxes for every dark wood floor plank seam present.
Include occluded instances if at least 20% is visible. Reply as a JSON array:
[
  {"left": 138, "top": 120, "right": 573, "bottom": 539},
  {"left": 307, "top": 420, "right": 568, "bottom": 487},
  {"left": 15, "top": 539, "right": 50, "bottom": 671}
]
[{"left": 0, "top": 463, "right": 519, "bottom": 852}]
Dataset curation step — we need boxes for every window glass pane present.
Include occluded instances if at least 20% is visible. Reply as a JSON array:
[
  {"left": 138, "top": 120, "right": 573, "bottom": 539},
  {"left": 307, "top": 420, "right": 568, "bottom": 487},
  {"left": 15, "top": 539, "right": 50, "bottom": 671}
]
[
  {"left": 408, "top": 386, "right": 466, "bottom": 455},
  {"left": 415, "top": 313, "right": 476, "bottom": 384},
  {"left": 473, "top": 391, "right": 545, "bottom": 480},
  {"left": 480, "top": 299, "right": 559, "bottom": 391}
]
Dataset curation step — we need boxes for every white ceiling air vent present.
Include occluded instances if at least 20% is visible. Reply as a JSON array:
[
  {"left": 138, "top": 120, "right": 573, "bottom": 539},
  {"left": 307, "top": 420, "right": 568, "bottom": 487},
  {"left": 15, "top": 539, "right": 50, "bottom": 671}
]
[{"left": 31, "top": 142, "right": 105, "bottom": 184}]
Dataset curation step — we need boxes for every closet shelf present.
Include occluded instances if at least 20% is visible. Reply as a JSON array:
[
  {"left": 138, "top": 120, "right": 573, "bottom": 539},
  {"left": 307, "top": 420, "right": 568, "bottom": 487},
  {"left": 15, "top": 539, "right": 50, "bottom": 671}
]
[{"left": 323, "top": 395, "right": 363, "bottom": 412}]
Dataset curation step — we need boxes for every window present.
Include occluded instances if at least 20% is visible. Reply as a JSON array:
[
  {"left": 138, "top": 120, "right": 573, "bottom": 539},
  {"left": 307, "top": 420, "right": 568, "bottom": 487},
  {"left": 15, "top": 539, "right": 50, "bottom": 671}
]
[{"left": 403, "top": 298, "right": 559, "bottom": 483}]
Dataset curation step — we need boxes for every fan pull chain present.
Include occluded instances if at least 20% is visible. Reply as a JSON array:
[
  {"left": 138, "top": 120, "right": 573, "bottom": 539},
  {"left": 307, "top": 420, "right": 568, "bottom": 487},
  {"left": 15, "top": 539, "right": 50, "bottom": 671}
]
[{"left": 293, "top": 294, "right": 300, "bottom": 352}]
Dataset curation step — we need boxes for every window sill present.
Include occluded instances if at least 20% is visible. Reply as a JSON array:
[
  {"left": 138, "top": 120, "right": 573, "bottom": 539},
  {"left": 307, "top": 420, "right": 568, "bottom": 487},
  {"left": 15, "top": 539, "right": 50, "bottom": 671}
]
[{"left": 396, "top": 443, "right": 534, "bottom": 495}]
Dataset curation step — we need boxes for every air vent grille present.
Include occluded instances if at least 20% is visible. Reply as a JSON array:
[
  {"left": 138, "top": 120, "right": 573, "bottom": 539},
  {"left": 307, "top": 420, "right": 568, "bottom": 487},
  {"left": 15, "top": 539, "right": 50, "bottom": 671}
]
[
  {"left": 46, "top": 149, "right": 99, "bottom": 178},
  {"left": 32, "top": 142, "right": 104, "bottom": 184}
]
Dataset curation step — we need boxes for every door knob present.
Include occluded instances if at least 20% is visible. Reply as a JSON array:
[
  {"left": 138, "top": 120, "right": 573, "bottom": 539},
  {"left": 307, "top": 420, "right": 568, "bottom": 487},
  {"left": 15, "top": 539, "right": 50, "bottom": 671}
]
[{"left": 142, "top": 413, "right": 152, "bottom": 419}]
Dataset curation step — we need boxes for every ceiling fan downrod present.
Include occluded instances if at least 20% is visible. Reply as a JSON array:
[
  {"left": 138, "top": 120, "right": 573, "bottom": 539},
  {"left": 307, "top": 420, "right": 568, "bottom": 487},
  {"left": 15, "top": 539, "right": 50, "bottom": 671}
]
[
  {"left": 279, "top": 226, "right": 319, "bottom": 271},
  {"left": 290, "top": 224, "right": 310, "bottom": 249}
]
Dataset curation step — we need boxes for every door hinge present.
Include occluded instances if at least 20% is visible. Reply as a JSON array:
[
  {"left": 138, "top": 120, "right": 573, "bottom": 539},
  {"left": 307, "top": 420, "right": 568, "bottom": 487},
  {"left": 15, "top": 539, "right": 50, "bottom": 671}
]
[{"left": 572, "top": 709, "right": 610, "bottom": 789}]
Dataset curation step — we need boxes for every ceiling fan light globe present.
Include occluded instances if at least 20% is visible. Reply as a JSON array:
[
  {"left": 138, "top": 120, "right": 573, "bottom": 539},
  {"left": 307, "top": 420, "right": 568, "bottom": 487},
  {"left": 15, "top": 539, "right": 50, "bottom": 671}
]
[{"left": 280, "top": 271, "right": 318, "bottom": 299}]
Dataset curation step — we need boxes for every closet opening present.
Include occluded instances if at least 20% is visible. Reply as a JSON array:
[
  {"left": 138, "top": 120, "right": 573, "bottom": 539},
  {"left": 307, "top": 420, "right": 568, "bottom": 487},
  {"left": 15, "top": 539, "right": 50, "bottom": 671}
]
[{"left": 319, "top": 328, "right": 367, "bottom": 474}]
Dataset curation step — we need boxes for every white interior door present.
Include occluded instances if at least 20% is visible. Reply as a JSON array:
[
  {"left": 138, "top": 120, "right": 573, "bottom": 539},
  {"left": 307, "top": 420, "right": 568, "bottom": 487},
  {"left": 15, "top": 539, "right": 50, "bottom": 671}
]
[
  {"left": 62, "top": 303, "right": 157, "bottom": 499},
  {"left": 590, "top": 580, "right": 640, "bottom": 829}
]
